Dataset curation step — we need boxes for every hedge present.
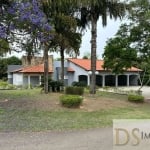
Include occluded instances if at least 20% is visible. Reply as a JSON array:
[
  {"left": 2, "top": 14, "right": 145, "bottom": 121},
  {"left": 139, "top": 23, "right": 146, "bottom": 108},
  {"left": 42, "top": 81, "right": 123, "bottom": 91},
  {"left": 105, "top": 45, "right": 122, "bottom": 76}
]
[
  {"left": 128, "top": 94, "right": 144, "bottom": 103},
  {"left": 60, "top": 95, "right": 83, "bottom": 108},
  {"left": 65, "top": 86, "right": 84, "bottom": 95}
]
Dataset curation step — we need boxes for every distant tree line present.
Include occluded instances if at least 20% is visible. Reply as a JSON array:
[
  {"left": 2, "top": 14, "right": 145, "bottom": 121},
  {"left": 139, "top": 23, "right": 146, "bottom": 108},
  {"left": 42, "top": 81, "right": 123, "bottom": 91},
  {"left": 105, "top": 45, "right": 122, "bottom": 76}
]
[{"left": 0, "top": 56, "right": 21, "bottom": 80}]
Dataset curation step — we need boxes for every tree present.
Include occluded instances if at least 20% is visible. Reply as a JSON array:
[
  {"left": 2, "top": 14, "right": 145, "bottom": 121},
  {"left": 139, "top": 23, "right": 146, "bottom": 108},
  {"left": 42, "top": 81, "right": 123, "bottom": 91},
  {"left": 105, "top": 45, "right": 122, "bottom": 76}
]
[
  {"left": 43, "top": 1, "right": 81, "bottom": 85},
  {"left": 0, "top": 0, "right": 11, "bottom": 56},
  {"left": 82, "top": 51, "right": 99, "bottom": 59},
  {"left": 7, "top": 56, "right": 22, "bottom": 65},
  {"left": 103, "top": 24, "right": 137, "bottom": 74},
  {"left": 128, "top": 0, "right": 150, "bottom": 62},
  {"left": 138, "top": 61, "right": 150, "bottom": 90},
  {"left": 82, "top": 52, "right": 91, "bottom": 59},
  {"left": 0, "top": 56, "right": 21, "bottom": 80},
  {"left": 53, "top": 16, "right": 81, "bottom": 85},
  {"left": 43, "top": 0, "right": 128, "bottom": 94},
  {"left": 0, "top": 39, "right": 10, "bottom": 57},
  {"left": 20, "top": 38, "right": 42, "bottom": 65},
  {"left": 0, "top": 0, "right": 53, "bottom": 94},
  {"left": 78, "top": 0, "right": 128, "bottom": 94},
  {"left": 103, "top": 0, "right": 150, "bottom": 87}
]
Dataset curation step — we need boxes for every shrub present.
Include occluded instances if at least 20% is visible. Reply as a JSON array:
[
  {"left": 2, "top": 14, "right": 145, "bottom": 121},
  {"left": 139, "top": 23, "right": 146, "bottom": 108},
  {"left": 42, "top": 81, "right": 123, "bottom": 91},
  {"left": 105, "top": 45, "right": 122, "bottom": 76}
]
[
  {"left": 49, "top": 80, "right": 64, "bottom": 92},
  {"left": 65, "top": 86, "right": 84, "bottom": 95},
  {"left": 72, "top": 81, "right": 87, "bottom": 87},
  {"left": 0, "top": 81, "right": 7, "bottom": 88},
  {"left": 60, "top": 95, "right": 83, "bottom": 108},
  {"left": 6, "top": 84, "right": 16, "bottom": 90},
  {"left": 0, "top": 81, "right": 16, "bottom": 89},
  {"left": 128, "top": 94, "right": 144, "bottom": 103}
]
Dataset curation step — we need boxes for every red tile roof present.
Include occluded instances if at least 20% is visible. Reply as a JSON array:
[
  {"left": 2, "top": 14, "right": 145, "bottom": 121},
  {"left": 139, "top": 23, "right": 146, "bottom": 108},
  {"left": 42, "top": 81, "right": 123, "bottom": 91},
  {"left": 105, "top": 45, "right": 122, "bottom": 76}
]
[
  {"left": 14, "top": 64, "right": 53, "bottom": 73},
  {"left": 68, "top": 58, "right": 142, "bottom": 72}
]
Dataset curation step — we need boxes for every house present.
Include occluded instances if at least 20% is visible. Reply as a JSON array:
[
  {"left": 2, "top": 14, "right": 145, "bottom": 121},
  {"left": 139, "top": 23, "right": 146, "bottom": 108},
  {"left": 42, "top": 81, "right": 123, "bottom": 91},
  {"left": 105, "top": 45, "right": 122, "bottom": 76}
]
[
  {"left": 53, "top": 58, "right": 141, "bottom": 87},
  {"left": 8, "top": 57, "right": 141, "bottom": 87},
  {"left": 8, "top": 56, "right": 53, "bottom": 87}
]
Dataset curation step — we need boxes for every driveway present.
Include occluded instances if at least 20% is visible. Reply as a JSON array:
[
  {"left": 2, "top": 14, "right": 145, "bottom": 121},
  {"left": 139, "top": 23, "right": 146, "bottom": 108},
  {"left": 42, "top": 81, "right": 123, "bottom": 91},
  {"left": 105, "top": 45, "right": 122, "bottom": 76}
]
[
  {"left": 100, "top": 86, "right": 150, "bottom": 100},
  {"left": 0, "top": 128, "right": 112, "bottom": 150},
  {"left": 140, "top": 86, "right": 150, "bottom": 99},
  {"left": 118, "top": 86, "right": 150, "bottom": 99}
]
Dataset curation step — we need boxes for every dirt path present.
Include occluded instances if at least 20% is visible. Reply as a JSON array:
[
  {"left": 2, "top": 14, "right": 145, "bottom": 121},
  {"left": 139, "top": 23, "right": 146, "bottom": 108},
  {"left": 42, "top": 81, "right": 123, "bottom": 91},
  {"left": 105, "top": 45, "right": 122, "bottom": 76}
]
[{"left": 0, "top": 128, "right": 112, "bottom": 150}]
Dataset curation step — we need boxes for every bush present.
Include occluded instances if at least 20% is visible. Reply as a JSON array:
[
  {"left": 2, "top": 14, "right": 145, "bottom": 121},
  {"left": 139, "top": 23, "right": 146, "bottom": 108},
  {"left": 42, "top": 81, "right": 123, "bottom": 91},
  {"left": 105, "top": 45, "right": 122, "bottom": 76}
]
[
  {"left": 6, "top": 84, "right": 16, "bottom": 90},
  {"left": 128, "top": 94, "right": 144, "bottom": 103},
  {"left": 65, "top": 86, "right": 84, "bottom": 95},
  {"left": 0, "top": 80, "right": 7, "bottom": 88},
  {"left": 40, "top": 77, "right": 64, "bottom": 92},
  {"left": 72, "top": 81, "right": 87, "bottom": 87},
  {"left": 0, "top": 81, "right": 16, "bottom": 89},
  {"left": 60, "top": 95, "right": 83, "bottom": 108},
  {"left": 49, "top": 80, "right": 64, "bottom": 92}
]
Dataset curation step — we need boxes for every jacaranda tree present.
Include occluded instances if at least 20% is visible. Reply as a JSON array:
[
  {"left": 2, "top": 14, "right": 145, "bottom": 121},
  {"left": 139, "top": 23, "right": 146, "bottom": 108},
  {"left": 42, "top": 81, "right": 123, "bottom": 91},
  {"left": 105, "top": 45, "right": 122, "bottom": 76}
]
[{"left": 0, "top": 0, "right": 53, "bottom": 93}]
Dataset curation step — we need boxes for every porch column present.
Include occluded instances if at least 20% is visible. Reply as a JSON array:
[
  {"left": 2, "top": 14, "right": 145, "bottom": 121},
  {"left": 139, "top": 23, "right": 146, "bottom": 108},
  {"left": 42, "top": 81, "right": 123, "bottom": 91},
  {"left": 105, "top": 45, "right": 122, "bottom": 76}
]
[
  {"left": 102, "top": 75, "right": 105, "bottom": 87},
  {"left": 88, "top": 75, "right": 90, "bottom": 86},
  {"left": 115, "top": 75, "right": 118, "bottom": 87},
  {"left": 28, "top": 75, "right": 31, "bottom": 89},
  {"left": 127, "top": 75, "right": 130, "bottom": 86}
]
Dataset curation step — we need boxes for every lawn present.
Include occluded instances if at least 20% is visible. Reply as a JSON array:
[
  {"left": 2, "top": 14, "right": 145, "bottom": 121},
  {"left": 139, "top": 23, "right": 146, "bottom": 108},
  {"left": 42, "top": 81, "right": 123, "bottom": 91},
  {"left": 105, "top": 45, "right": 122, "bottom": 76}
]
[{"left": 0, "top": 89, "right": 150, "bottom": 132}]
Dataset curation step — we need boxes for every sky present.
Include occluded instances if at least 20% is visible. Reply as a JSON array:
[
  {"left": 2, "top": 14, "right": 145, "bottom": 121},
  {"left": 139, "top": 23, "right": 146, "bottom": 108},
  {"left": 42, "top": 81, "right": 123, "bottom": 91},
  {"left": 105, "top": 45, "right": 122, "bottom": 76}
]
[
  {"left": 7, "top": 18, "right": 122, "bottom": 59},
  {"left": 79, "top": 18, "right": 122, "bottom": 59},
  {"left": 49, "top": 18, "right": 122, "bottom": 59}
]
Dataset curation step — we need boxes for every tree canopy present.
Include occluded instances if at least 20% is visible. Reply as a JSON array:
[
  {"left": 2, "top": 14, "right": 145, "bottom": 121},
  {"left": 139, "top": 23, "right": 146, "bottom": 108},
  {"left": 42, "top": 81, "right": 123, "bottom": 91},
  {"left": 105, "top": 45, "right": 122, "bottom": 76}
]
[
  {"left": 103, "top": 24, "right": 137, "bottom": 74},
  {"left": 0, "top": 56, "right": 21, "bottom": 80},
  {"left": 103, "top": 0, "right": 150, "bottom": 74}
]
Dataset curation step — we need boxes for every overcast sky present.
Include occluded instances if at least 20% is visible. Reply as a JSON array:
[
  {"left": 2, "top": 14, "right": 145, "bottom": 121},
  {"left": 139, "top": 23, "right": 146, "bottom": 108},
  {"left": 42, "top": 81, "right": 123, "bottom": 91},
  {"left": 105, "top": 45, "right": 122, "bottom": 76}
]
[
  {"left": 79, "top": 18, "right": 122, "bottom": 59},
  {"left": 52, "top": 18, "right": 122, "bottom": 59},
  {"left": 7, "top": 18, "right": 122, "bottom": 59}
]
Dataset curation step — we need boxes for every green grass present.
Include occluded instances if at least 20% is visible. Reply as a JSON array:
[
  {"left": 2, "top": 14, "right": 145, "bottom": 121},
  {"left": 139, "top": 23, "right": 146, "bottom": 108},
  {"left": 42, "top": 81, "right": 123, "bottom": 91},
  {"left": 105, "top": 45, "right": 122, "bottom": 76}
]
[
  {"left": 0, "top": 89, "right": 39, "bottom": 99},
  {"left": 0, "top": 89, "right": 150, "bottom": 132}
]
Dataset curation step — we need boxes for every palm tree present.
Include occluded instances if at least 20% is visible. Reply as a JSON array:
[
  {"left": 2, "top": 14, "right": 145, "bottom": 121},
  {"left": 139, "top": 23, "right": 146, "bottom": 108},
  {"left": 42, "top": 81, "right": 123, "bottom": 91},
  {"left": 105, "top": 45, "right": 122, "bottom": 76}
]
[
  {"left": 78, "top": 0, "right": 128, "bottom": 94},
  {"left": 52, "top": 15, "right": 81, "bottom": 85},
  {"left": 43, "top": 0, "right": 129, "bottom": 94},
  {"left": 42, "top": 0, "right": 81, "bottom": 86}
]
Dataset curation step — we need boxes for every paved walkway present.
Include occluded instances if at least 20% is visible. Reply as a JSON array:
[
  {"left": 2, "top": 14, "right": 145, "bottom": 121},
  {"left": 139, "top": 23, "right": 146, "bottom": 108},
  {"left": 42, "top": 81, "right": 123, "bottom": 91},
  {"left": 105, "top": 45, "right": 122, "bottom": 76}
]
[
  {"left": 138, "top": 86, "right": 150, "bottom": 99},
  {"left": 100, "top": 86, "right": 150, "bottom": 99},
  {"left": 119, "top": 86, "right": 150, "bottom": 99},
  {"left": 0, "top": 128, "right": 112, "bottom": 150}
]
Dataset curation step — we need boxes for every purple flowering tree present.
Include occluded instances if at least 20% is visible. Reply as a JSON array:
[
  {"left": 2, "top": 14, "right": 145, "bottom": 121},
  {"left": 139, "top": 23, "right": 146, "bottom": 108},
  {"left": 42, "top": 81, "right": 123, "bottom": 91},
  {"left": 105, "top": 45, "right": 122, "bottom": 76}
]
[
  {"left": 0, "top": 1, "right": 11, "bottom": 56},
  {"left": 0, "top": 0, "right": 52, "bottom": 93},
  {"left": 8, "top": 0, "right": 52, "bottom": 41}
]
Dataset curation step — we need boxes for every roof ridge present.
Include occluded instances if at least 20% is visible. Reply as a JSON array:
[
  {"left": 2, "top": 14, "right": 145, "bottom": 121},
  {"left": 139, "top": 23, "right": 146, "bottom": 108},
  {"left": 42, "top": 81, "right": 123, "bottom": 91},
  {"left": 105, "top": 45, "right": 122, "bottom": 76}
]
[{"left": 68, "top": 58, "right": 103, "bottom": 61}]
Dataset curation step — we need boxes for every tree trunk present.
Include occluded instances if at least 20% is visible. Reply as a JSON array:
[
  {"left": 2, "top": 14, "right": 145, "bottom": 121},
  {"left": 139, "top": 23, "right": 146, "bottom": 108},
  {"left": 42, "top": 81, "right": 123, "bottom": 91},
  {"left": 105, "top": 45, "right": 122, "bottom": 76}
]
[
  {"left": 90, "top": 17, "right": 97, "bottom": 94},
  {"left": 60, "top": 47, "right": 65, "bottom": 87},
  {"left": 44, "top": 44, "right": 49, "bottom": 94}
]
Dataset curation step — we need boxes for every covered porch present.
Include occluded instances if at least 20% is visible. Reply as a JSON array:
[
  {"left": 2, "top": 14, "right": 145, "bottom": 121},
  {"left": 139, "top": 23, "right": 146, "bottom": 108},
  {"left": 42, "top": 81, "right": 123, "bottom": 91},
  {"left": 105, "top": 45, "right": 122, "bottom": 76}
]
[
  {"left": 23, "top": 74, "right": 42, "bottom": 88},
  {"left": 78, "top": 73, "right": 139, "bottom": 87}
]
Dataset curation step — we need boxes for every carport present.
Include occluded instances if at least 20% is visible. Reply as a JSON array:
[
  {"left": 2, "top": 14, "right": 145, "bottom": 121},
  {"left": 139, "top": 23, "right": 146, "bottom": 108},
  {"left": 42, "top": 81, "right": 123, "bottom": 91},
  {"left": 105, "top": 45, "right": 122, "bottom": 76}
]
[
  {"left": 78, "top": 75, "right": 88, "bottom": 85},
  {"left": 105, "top": 75, "right": 115, "bottom": 86},
  {"left": 118, "top": 75, "right": 127, "bottom": 86}
]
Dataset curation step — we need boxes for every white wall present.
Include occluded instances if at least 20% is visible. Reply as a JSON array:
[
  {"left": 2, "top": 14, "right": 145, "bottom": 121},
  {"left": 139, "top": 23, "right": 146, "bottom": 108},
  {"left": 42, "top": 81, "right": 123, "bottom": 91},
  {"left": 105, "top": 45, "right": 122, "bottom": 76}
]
[
  {"left": 68, "top": 61, "right": 88, "bottom": 85},
  {"left": 13, "top": 73, "right": 23, "bottom": 86}
]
